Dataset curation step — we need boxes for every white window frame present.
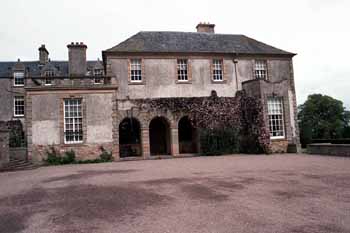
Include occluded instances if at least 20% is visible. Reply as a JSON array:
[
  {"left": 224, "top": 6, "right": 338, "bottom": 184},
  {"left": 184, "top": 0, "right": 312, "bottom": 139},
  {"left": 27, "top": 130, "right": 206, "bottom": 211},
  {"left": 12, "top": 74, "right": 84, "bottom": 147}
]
[
  {"left": 13, "top": 72, "right": 24, "bottom": 86},
  {"left": 130, "top": 59, "right": 142, "bottom": 82},
  {"left": 14, "top": 96, "right": 25, "bottom": 117},
  {"left": 254, "top": 60, "right": 268, "bottom": 80},
  {"left": 93, "top": 69, "right": 104, "bottom": 76},
  {"left": 64, "top": 99, "right": 83, "bottom": 144},
  {"left": 44, "top": 70, "right": 55, "bottom": 77},
  {"left": 212, "top": 59, "right": 223, "bottom": 81},
  {"left": 177, "top": 59, "right": 188, "bottom": 82},
  {"left": 267, "top": 97, "right": 285, "bottom": 139}
]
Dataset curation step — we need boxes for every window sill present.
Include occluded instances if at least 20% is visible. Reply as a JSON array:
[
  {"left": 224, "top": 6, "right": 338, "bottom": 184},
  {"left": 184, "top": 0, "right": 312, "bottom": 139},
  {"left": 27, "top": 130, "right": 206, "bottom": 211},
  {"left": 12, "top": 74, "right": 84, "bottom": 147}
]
[
  {"left": 211, "top": 79, "right": 227, "bottom": 84},
  {"left": 176, "top": 80, "right": 192, "bottom": 84},
  {"left": 270, "top": 137, "right": 286, "bottom": 141},
  {"left": 13, "top": 115, "right": 24, "bottom": 118},
  {"left": 128, "top": 81, "right": 145, "bottom": 85},
  {"left": 62, "top": 142, "right": 85, "bottom": 147}
]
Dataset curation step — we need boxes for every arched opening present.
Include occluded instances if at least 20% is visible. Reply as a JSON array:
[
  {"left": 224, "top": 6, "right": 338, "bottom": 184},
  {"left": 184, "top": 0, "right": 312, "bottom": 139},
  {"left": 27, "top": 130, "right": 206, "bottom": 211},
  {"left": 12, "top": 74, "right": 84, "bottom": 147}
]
[
  {"left": 119, "top": 117, "right": 142, "bottom": 158},
  {"left": 149, "top": 117, "right": 171, "bottom": 155},
  {"left": 178, "top": 116, "right": 198, "bottom": 154}
]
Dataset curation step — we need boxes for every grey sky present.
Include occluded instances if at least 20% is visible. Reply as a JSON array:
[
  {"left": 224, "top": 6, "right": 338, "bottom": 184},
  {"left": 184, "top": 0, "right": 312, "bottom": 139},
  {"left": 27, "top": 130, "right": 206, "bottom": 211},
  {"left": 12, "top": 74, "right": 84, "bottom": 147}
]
[{"left": 1, "top": 0, "right": 349, "bottom": 108}]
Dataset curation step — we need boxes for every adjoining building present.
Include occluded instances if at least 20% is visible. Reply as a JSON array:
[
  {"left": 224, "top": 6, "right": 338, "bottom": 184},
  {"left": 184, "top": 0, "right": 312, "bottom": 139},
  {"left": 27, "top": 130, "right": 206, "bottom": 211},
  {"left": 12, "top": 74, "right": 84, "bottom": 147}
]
[{"left": 0, "top": 23, "right": 299, "bottom": 163}]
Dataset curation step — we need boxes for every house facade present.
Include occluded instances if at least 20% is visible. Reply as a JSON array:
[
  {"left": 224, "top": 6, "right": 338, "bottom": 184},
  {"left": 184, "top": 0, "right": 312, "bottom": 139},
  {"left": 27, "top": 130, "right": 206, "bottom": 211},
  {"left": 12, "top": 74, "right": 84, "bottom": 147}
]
[{"left": 0, "top": 23, "right": 299, "bottom": 163}]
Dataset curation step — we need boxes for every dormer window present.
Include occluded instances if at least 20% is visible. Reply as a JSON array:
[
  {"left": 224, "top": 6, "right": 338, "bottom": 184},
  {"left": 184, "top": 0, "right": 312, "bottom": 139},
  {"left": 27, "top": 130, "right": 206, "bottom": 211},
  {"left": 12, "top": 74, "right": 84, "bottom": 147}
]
[
  {"left": 42, "top": 70, "right": 54, "bottom": 86},
  {"left": 44, "top": 78, "right": 52, "bottom": 86},
  {"left": 93, "top": 69, "right": 104, "bottom": 76},
  {"left": 93, "top": 69, "right": 104, "bottom": 84},
  {"left": 44, "top": 70, "right": 55, "bottom": 77},
  {"left": 14, "top": 72, "right": 24, "bottom": 86}
]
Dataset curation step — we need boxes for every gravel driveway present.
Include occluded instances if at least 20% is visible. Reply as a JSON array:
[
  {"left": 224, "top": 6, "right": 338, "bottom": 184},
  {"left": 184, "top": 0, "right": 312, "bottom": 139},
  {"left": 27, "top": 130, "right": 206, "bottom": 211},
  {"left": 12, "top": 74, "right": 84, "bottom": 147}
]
[{"left": 0, "top": 154, "right": 349, "bottom": 233}]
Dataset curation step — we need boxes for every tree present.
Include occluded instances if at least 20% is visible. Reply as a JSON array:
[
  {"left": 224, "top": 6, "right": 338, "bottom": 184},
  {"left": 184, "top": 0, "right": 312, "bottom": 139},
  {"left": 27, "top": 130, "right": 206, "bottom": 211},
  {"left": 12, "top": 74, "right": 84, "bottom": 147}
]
[{"left": 298, "top": 94, "right": 350, "bottom": 146}]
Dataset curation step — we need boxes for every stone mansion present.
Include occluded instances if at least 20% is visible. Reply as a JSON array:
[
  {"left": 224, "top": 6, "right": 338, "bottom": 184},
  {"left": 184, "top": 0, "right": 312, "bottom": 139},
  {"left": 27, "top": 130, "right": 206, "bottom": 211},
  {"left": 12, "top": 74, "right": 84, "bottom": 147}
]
[{"left": 0, "top": 23, "right": 299, "bottom": 162}]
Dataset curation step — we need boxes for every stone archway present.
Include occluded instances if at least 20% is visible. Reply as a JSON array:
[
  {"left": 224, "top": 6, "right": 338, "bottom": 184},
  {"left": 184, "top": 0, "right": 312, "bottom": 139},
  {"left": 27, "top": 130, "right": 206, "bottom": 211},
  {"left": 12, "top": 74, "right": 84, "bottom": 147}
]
[
  {"left": 149, "top": 117, "right": 171, "bottom": 155},
  {"left": 178, "top": 116, "right": 198, "bottom": 154},
  {"left": 119, "top": 117, "right": 142, "bottom": 157}
]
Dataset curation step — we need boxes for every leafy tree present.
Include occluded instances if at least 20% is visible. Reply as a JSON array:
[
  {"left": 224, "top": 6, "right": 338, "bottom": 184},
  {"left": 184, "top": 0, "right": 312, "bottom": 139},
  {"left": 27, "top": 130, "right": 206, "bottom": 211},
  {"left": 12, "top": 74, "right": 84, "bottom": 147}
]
[{"left": 298, "top": 94, "right": 350, "bottom": 146}]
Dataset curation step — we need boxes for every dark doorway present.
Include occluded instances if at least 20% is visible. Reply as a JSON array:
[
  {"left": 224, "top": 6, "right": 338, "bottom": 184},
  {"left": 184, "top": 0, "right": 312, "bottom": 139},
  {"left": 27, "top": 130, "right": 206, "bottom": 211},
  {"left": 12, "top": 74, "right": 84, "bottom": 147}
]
[
  {"left": 149, "top": 117, "right": 171, "bottom": 155},
  {"left": 119, "top": 118, "right": 142, "bottom": 157},
  {"left": 178, "top": 116, "right": 198, "bottom": 154}
]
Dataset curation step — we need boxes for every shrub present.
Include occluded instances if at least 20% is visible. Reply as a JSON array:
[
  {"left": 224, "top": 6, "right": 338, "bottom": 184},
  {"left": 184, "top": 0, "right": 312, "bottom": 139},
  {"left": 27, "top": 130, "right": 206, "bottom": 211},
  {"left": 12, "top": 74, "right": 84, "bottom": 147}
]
[
  {"left": 99, "top": 146, "right": 113, "bottom": 162},
  {"left": 61, "top": 150, "right": 76, "bottom": 164},
  {"left": 45, "top": 148, "right": 76, "bottom": 165},
  {"left": 199, "top": 128, "right": 239, "bottom": 156},
  {"left": 45, "top": 147, "right": 62, "bottom": 165}
]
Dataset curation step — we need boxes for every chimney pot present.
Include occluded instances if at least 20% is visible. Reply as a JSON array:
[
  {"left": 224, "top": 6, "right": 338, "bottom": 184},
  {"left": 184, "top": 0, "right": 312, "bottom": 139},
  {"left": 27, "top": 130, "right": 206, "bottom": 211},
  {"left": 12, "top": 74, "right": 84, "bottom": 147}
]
[
  {"left": 67, "top": 42, "right": 87, "bottom": 77},
  {"left": 196, "top": 22, "right": 215, "bottom": 33},
  {"left": 39, "top": 44, "right": 49, "bottom": 64}
]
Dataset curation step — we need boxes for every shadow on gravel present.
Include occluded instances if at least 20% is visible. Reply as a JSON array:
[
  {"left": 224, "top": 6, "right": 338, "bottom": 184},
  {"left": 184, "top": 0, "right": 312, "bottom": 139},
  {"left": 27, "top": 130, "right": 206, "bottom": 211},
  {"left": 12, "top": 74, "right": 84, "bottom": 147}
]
[
  {"left": 302, "top": 173, "right": 350, "bottom": 188},
  {"left": 181, "top": 184, "right": 229, "bottom": 201},
  {"left": 0, "top": 184, "right": 171, "bottom": 232},
  {"left": 290, "top": 223, "right": 347, "bottom": 233},
  {"left": 43, "top": 169, "right": 139, "bottom": 183},
  {"left": 0, "top": 212, "right": 26, "bottom": 233}
]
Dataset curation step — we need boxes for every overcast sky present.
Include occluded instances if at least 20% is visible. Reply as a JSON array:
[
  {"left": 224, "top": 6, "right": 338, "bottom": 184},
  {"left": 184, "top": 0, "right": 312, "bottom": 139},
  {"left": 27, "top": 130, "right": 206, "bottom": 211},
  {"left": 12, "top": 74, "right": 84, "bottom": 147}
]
[{"left": 1, "top": 0, "right": 349, "bottom": 108}]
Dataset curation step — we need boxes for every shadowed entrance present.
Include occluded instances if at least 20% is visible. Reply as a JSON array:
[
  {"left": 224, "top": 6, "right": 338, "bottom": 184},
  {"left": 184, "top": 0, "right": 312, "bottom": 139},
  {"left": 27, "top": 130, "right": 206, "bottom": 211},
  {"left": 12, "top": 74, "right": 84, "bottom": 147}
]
[
  {"left": 178, "top": 116, "right": 198, "bottom": 154},
  {"left": 119, "top": 118, "right": 142, "bottom": 157},
  {"left": 149, "top": 117, "right": 171, "bottom": 155}
]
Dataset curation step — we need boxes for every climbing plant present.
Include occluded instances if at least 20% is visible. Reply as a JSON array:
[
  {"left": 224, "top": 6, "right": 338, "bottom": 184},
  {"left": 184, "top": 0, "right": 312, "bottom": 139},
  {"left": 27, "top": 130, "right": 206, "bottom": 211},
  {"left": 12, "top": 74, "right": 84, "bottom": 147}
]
[{"left": 133, "top": 90, "right": 270, "bottom": 154}]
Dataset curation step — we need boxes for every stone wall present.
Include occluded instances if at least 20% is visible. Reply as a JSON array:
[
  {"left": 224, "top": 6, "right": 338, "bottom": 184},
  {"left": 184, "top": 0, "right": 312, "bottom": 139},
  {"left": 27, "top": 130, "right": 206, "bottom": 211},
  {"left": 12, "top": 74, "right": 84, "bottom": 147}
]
[
  {"left": 0, "top": 78, "right": 25, "bottom": 124},
  {"left": 0, "top": 122, "right": 9, "bottom": 168},
  {"left": 107, "top": 55, "right": 292, "bottom": 99},
  {"left": 27, "top": 89, "right": 118, "bottom": 163},
  {"left": 242, "top": 78, "right": 300, "bottom": 153},
  {"left": 32, "top": 142, "right": 115, "bottom": 162},
  {"left": 307, "top": 144, "right": 350, "bottom": 157}
]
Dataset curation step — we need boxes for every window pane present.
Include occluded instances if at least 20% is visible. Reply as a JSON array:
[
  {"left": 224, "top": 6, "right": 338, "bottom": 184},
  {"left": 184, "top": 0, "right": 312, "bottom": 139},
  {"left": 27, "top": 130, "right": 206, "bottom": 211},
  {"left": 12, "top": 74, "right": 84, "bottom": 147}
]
[
  {"left": 14, "top": 96, "right": 25, "bottom": 116},
  {"left": 130, "top": 59, "right": 142, "bottom": 82},
  {"left": 267, "top": 97, "right": 284, "bottom": 138},
  {"left": 213, "top": 59, "right": 223, "bottom": 81},
  {"left": 64, "top": 98, "right": 83, "bottom": 143},
  {"left": 177, "top": 59, "right": 188, "bottom": 81},
  {"left": 254, "top": 60, "right": 267, "bottom": 79}
]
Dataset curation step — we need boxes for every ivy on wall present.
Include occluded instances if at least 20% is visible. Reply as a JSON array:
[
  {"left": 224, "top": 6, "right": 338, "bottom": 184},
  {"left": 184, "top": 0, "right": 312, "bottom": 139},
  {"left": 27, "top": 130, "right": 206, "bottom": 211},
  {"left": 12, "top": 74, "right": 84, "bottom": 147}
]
[{"left": 133, "top": 90, "right": 270, "bottom": 154}]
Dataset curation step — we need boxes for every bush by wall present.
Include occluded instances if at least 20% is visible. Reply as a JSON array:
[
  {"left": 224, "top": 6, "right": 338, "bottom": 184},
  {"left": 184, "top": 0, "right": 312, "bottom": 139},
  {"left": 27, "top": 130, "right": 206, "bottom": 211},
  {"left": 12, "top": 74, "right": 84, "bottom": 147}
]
[
  {"left": 45, "top": 146, "right": 113, "bottom": 166},
  {"left": 199, "top": 128, "right": 239, "bottom": 156}
]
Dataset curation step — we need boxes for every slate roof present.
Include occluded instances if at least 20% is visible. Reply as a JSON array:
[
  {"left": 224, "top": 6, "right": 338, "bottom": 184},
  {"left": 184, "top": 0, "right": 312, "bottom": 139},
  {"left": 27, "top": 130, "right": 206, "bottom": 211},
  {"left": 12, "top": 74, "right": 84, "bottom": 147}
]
[
  {"left": 0, "top": 60, "right": 100, "bottom": 78},
  {"left": 105, "top": 31, "right": 294, "bottom": 56}
]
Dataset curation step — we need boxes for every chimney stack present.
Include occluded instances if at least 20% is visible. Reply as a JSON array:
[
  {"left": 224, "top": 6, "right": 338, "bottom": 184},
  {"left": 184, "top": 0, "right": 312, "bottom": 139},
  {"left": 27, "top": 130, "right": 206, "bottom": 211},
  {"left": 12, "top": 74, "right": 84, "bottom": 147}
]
[
  {"left": 39, "top": 44, "right": 49, "bottom": 64},
  {"left": 196, "top": 22, "right": 215, "bottom": 33},
  {"left": 67, "top": 42, "right": 87, "bottom": 77}
]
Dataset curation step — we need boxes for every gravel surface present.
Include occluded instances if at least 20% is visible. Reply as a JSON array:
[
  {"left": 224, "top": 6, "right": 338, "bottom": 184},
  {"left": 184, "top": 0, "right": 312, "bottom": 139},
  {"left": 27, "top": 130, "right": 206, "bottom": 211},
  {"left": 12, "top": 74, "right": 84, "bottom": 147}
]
[{"left": 0, "top": 154, "right": 349, "bottom": 233}]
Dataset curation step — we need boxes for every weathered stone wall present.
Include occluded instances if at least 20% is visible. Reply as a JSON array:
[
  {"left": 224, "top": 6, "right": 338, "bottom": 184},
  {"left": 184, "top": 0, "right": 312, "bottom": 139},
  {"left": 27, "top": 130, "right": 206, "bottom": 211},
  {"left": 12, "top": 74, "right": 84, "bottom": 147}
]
[
  {"left": 0, "top": 79, "right": 13, "bottom": 121},
  {"left": 27, "top": 89, "right": 117, "bottom": 163},
  {"left": 307, "top": 144, "right": 350, "bottom": 157},
  {"left": 0, "top": 122, "right": 9, "bottom": 168},
  {"left": 32, "top": 142, "right": 115, "bottom": 162},
  {"left": 242, "top": 78, "right": 299, "bottom": 153},
  {"left": 270, "top": 140, "right": 289, "bottom": 153},
  {"left": 0, "top": 78, "right": 25, "bottom": 124},
  {"left": 107, "top": 55, "right": 292, "bottom": 99}
]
